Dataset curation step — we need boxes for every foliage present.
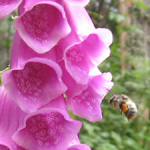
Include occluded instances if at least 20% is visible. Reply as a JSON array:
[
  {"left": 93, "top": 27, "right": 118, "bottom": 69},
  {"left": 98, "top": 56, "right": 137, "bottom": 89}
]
[{"left": 0, "top": 15, "right": 14, "bottom": 70}]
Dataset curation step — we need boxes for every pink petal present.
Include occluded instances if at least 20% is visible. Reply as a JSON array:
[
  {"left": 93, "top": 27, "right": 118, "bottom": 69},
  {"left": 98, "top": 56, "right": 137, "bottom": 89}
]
[
  {"left": 64, "top": 0, "right": 90, "bottom": 6},
  {"left": 2, "top": 58, "right": 67, "bottom": 113},
  {"left": 10, "top": 32, "right": 85, "bottom": 99},
  {"left": 0, "top": 0, "right": 22, "bottom": 19},
  {"left": 67, "top": 144, "right": 91, "bottom": 150},
  {"left": 12, "top": 97, "right": 82, "bottom": 150},
  {"left": 64, "top": 2, "right": 95, "bottom": 38},
  {"left": 64, "top": 32, "right": 111, "bottom": 84},
  {"left": 15, "top": 0, "right": 71, "bottom": 53},
  {"left": 66, "top": 72, "right": 114, "bottom": 122},
  {"left": 0, "top": 86, "right": 26, "bottom": 150},
  {"left": 89, "top": 72, "right": 114, "bottom": 95},
  {"left": 68, "top": 136, "right": 80, "bottom": 146},
  {"left": 57, "top": 2, "right": 96, "bottom": 55},
  {"left": 58, "top": 60, "right": 87, "bottom": 99},
  {"left": 10, "top": 32, "right": 56, "bottom": 69},
  {"left": 67, "top": 136, "right": 91, "bottom": 150},
  {"left": 95, "top": 28, "right": 113, "bottom": 46},
  {"left": 0, "top": 145, "right": 25, "bottom": 150}
]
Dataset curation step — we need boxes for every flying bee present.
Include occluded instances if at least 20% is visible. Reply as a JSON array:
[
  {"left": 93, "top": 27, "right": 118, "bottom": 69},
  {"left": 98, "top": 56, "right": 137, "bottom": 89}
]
[{"left": 109, "top": 94, "right": 138, "bottom": 120}]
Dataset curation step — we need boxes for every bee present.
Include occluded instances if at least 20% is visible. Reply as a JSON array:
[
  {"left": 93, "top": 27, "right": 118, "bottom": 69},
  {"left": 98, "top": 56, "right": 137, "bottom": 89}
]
[{"left": 109, "top": 94, "right": 138, "bottom": 120}]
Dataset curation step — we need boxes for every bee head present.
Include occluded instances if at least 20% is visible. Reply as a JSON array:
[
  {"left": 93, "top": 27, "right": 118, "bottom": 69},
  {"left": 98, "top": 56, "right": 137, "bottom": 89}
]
[{"left": 109, "top": 95, "right": 118, "bottom": 104}]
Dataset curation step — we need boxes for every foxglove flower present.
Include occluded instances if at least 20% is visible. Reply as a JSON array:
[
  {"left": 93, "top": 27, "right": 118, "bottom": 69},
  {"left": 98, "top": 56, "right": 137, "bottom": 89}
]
[
  {"left": 58, "top": 1, "right": 95, "bottom": 52},
  {"left": 10, "top": 32, "right": 56, "bottom": 68},
  {"left": 0, "top": 86, "right": 26, "bottom": 150},
  {"left": 15, "top": 0, "right": 71, "bottom": 53},
  {"left": 0, "top": 0, "right": 22, "bottom": 19},
  {"left": 10, "top": 32, "right": 87, "bottom": 99},
  {"left": 58, "top": 60, "right": 88, "bottom": 99},
  {"left": 0, "top": 0, "right": 114, "bottom": 149},
  {"left": 55, "top": 28, "right": 113, "bottom": 98},
  {"left": 64, "top": 1, "right": 95, "bottom": 39},
  {"left": 64, "top": 29, "right": 112, "bottom": 84},
  {"left": 2, "top": 58, "right": 67, "bottom": 112},
  {"left": 66, "top": 72, "right": 114, "bottom": 122},
  {"left": 12, "top": 97, "right": 82, "bottom": 150}
]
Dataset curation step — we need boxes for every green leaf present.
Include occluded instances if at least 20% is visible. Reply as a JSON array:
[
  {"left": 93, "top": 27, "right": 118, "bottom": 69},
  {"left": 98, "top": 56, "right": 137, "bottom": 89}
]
[{"left": 135, "top": 0, "right": 149, "bottom": 10}]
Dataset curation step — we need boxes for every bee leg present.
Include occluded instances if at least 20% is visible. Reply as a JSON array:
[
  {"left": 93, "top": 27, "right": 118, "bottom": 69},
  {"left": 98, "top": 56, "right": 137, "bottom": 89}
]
[
  {"left": 111, "top": 103, "right": 117, "bottom": 109},
  {"left": 120, "top": 110, "right": 124, "bottom": 118},
  {"left": 109, "top": 101, "right": 115, "bottom": 108},
  {"left": 114, "top": 102, "right": 118, "bottom": 109},
  {"left": 109, "top": 101, "right": 114, "bottom": 107},
  {"left": 110, "top": 101, "right": 118, "bottom": 110},
  {"left": 120, "top": 110, "right": 122, "bottom": 114}
]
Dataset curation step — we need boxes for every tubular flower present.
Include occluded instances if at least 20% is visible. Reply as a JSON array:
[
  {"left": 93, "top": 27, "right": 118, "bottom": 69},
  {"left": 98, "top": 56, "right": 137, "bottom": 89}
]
[
  {"left": 10, "top": 32, "right": 87, "bottom": 99},
  {"left": 64, "top": 30, "right": 111, "bottom": 84},
  {"left": 10, "top": 32, "right": 56, "bottom": 69},
  {"left": 14, "top": 0, "right": 71, "bottom": 53},
  {"left": 0, "top": 86, "right": 26, "bottom": 150},
  {"left": 63, "top": 1, "right": 95, "bottom": 39},
  {"left": 2, "top": 58, "right": 67, "bottom": 112},
  {"left": 66, "top": 72, "right": 114, "bottom": 122},
  {"left": 57, "top": 1, "right": 95, "bottom": 52},
  {"left": 12, "top": 97, "right": 82, "bottom": 150}
]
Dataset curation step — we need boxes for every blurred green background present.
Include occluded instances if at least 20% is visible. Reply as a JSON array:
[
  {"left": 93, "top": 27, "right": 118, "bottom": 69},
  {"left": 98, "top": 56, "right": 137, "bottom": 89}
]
[{"left": 0, "top": 0, "right": 150, "bottom": 150}]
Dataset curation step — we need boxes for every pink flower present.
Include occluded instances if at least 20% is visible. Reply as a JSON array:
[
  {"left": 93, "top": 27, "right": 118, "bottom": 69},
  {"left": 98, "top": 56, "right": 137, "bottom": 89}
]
[
  {"left": 15, "top": 0, "right": 71, "bottom": 53},
  {"left": 10, "top": 32, "right": 56, "bottom": 69},
  {"left": 64, "top": 29, "right": 112, "bottom": 84},
  {"left": 0, "top": 86, "right": 26, "bottom": 150},
  {"left": 58, "top": 61, "right": 88, "bottom": 99},
  {"left": 2, "top": 57, "right": 67, "bottom": 113},
  {"left": 66, "top": 72, "right": 114, "bottom": 122},
  {"left": 58, "top": 1, "right": 95, "bottom": 52},
  {"left": 64, "top": 1, "right": 95, "bottom": 39},
  {"left": 10, "top": 32, "right": 87, "bottom": 99},
  {"left": 0, "top": 0, "right": 114, "bottom": 149},
  {"left": 12, "top": 97, "right": 82, "bottom": 150},
  {"left": 67, "top": 144, "right": 91, "bottom": 150},
  {"left": 55, "top": 28, "right": 113, "bottom": 98},
  {"left": 0, "top": 0, "right": 22, "bottom": 19}
]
